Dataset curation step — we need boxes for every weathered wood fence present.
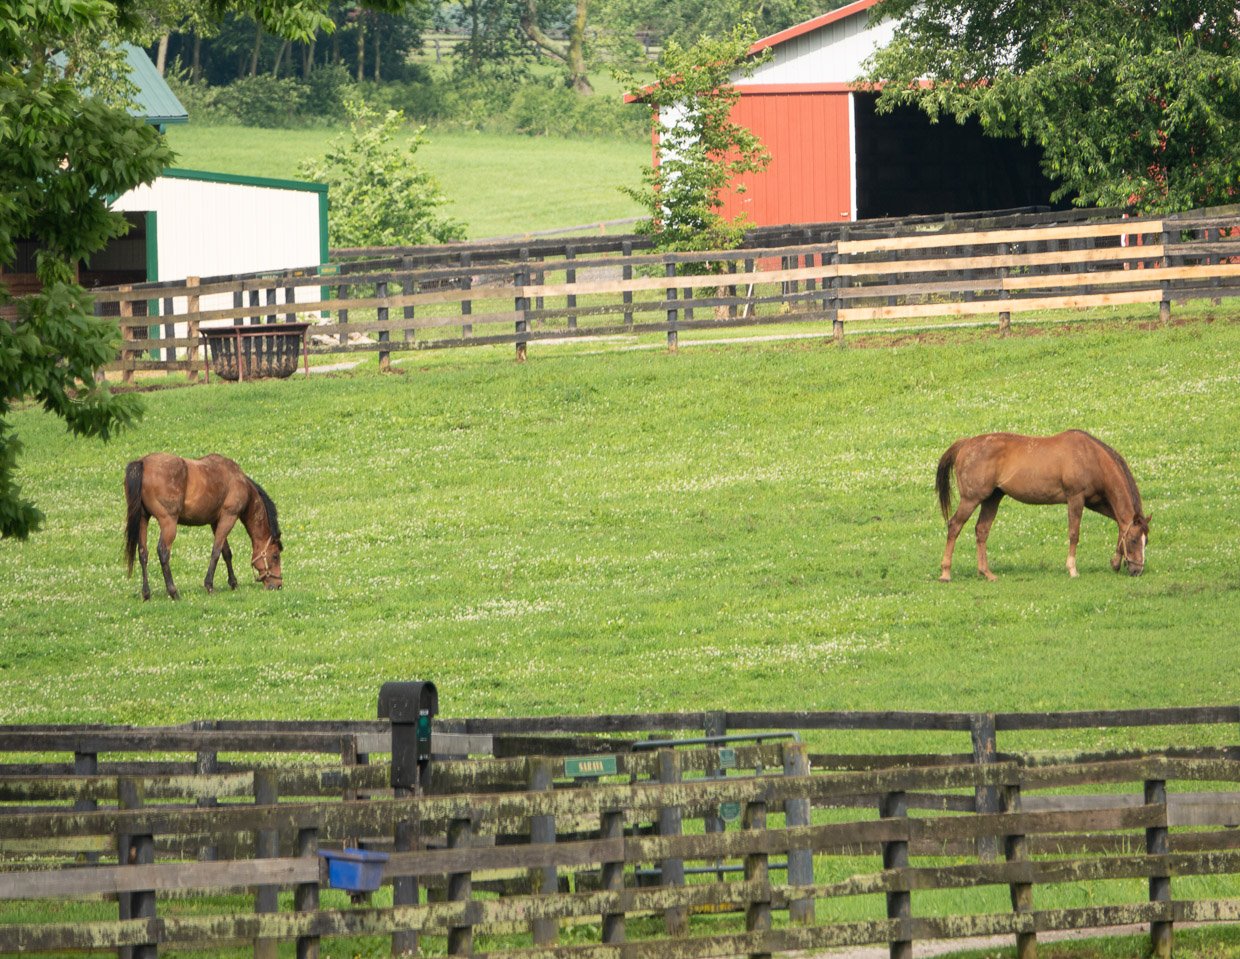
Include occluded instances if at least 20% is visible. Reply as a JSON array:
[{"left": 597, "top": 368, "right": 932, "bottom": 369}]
[
  {"left": 5, "top": 705, "right": 1240, "bottom": 958},
  {"left": 88, "top": 207, "right": 1240, "bottom": 382}
]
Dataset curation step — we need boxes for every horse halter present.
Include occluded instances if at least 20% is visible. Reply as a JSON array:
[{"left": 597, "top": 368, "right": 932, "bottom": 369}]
[
  {"left": 1117, "top": 519, "right": 1144, "bottom": 567},
  {"left": 253, "top": 537, "right": 280, "bottom": 583}
]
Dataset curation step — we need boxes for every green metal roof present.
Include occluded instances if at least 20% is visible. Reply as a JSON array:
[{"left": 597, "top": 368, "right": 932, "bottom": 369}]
[{"left": 121, "top": 43, "right": 187, "bottom": 126}]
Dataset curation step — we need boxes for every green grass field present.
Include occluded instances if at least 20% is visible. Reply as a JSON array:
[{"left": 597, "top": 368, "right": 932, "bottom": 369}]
[
  {"left": 163, "top": 125, "right": 650, "bottom": 239},
  {"left": 3, "top": 312, "right": 1239, "bottom": 744}
]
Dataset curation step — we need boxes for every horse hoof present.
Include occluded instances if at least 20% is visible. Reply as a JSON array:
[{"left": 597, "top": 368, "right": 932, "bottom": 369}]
[
  {"left": 169, "top": 590, "right": 181, "bottom": 601},
  {"left": 938, "top": 573, "right": 951, "bottom": 582},
  {"left": 981, "top": 572, "right": 997, "bottom": 582}
]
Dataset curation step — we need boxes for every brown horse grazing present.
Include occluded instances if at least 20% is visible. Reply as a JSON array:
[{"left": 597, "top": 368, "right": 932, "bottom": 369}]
[
  {"left": 124, "top": 453, "right": 283, "bottom": 600},
  {"left": 936, "top": 431, "right": 1150, "bottom": 582}
]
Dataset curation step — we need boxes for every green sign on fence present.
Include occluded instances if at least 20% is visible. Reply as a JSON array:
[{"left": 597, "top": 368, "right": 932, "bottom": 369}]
[
  {"left": 719, "top": 801, "right": 741, "bottom": 823},
  {"left": 564, "top": 755, "right": 617, "bottom": 779}
]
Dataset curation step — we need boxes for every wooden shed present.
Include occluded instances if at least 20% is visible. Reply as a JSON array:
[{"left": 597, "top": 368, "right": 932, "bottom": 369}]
[{"left": 637, "top": 0, "right": 1060, "bottom": 227}]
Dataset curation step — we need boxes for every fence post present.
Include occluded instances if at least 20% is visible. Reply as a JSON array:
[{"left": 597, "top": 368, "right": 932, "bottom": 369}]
[
  {"left": 1159, "top": 227, "right": 1173, "bottom": 323},
  {"left": 1002, "top": 783, "right": 1036, "bottom": 959},
  {"left": 622, "top": 241, "right": 634, "bottom": 330},
  {"left": 74, "top": 751, "right": 99, "bottom": 862},
  {"left": 1146, "top": 778, "right": 1172, "bottom": 959},
  {"left": 515, "top": 252, "right": 530, "bottom": 362},
  {"left": 665, "top": 263, "right": 678, "bottom": 353},
  {"left": 402, "top": 255, "right": 418, "bottom": 345},
  {"left": 831, "top": 240, "right": 844, "bottom": 346},
  {"left": 337, "top": 283, "right": 350, "bottom": 347},
  {"left": 377, "top": 279, "right": 390, "bottom": 372},
  {"left": 196, "top": 740, "right": 219, "bottom": 861},
  {"left": 997, "top": 243, "right": 1011, "bottom": 336},
  {"left": 118, "top": 777, "right": 155, "bottom": 959},
  {"left": 880, "top": 790, "right": 911, "bottom": 959},
  {"left": 657, "top": 748, "right": 687, "bottom": 934},
  {"left": 295, "top": 825, "right": 320, "bottom": 959},
  {"left": 186, "top": 277, "right": 201, "bottom": 384},
  {"left": 565, "top": 247, "right": 577, "bottom": 331},
  {"left": 528, "top": 757, "right": 558, "bottom": 946},
  {"left": 783, "top": 741, "right": 814, "bottom": 924},
  {"left": 119, "top": 287, "right": 136, "bottom": 385},
  {"left": 459, "top": 253, "right": 472, "bottom": 338},
  {"left": 970, "top": 712, "right": 1000, "bottom": 861},
  {"left": 254, "top": 768, "right": 279, "bottom": 959},
  {"left": 601, "top": 807, "right": 626, "bottom": 945},
  {"left": 447, "top": 814, "right": 474, "bottom": 958},
  {"left": 744, "top": 796, "right": 771, "bottom": 959}
]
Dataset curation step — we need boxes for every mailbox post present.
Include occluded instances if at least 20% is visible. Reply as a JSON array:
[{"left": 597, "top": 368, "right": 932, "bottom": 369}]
[{"left": 379, "top": 681, "right": 438, "bottom": 957}]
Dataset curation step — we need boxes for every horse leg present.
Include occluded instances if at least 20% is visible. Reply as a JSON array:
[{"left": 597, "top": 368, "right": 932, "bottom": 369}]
[
  {"left": 1066, "top": 495, "right": 1085, "bottom": 578},
  {"left": 221, "top": 540, "right": 238, "bottom": 589},
  {"left": 940, "top": 497, "right": 981, "bottom": 582},
  {"left": 1087, "top": 501, "right": 1123, "bottom": 570},
  {"left": 204, "top": 516, "right": 240, "bottom": 593},
  {"left": 137, "top": 514, "right": 152, "bottom": 602},
  {"left": 974, "top": 492, "right": 1004, "bottom": 582},
  {"left": 155, "top": 517, "right": 180, "bottom": 600}
]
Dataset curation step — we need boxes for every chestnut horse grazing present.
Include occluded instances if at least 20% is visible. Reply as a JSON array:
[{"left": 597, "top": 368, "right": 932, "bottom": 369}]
[
  {"left": 936, "top": 431, "right": 1149, "bottom": 581},
  {"left": 124, "top": 453, "right": 283, "bottom": 600}
]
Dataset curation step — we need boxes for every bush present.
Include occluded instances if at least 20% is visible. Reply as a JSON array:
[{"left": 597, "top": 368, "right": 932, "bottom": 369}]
[
  {"left": 210, "top": 75, "right": 309, "bottom": 127},
  {"left": 169, "top": 69, "right": 645, "bottom": 138}
]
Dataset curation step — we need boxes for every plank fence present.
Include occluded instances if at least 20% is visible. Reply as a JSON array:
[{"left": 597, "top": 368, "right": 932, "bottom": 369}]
[
  {"left": 86, "top": 207, "right": 1240, "bottom": 381},
  {"left": 5, "top": 704, "right": 1240, "bottom": 958}
]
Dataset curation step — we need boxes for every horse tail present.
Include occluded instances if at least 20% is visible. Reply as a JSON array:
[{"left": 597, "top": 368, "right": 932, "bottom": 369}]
[
  {"left": 936, "top": 440, "right": 964, "bottom": 522},
  {"left": 124, "top": 459, "right": 145, "bottom": 576}
]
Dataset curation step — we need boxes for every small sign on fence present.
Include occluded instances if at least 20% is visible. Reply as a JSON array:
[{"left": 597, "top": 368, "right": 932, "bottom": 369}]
[{"left": 564, "top": 755, "right": 617, "bottom": 779}]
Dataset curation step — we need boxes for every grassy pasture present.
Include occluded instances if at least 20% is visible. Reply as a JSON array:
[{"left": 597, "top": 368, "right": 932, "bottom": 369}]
[
  {"left": 2, "top": 310, "right": 1239, "bottom": 750},
  {"left": 162, "top": 125, "right": 649, "bottom": 239}
]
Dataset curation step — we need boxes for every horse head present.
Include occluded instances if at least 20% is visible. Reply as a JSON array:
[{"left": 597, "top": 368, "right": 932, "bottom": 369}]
[
  {"left": 1114, "top": 513, "right": 1150, "bottom": 576},
  {"left": 252, "top": 536, "right": 283, "bottom": 589}
]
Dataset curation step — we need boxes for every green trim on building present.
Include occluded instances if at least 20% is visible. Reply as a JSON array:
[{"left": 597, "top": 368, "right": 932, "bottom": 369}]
[
  {"left": 145, "top": 211, "right": 159, "bottom": 355},
  {"left": 319, "top": 190, "right": 330, "bottom": 265},
  {"left": 163, "top": 167, "right": 328, "bottom": 195},
  {"left": 145, "top": 210, "right": 159, "bottom": 285}
]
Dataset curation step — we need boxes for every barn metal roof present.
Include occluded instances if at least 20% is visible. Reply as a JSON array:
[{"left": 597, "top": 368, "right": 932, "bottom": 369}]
[
  {"left": 121, "top": 43, "right": 187, "bottom": 126},
  {"left": 747, "top": 0, "right": 880, "bottom": 56}
]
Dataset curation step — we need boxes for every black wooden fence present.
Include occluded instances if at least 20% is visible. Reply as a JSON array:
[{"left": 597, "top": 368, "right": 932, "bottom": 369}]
[
  {"left": 5, "top": 704, "right": 1240, "bottom": 958},
  {"left": 87, "top": 206, "right": 1240, "bottom": 382}
]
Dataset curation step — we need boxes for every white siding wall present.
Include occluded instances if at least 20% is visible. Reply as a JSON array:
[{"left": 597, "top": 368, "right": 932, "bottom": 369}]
[
  {"left": 745, "top": 16, "right": 896, "bottom": 85},
  {"left": 111, "top": 174, "right": 324, "bottom": 315}
]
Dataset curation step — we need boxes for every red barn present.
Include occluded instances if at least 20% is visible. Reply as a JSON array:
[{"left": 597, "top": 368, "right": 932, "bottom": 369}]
[{"left": 635, "top": 0, "right": 1059, "bottom": 227}]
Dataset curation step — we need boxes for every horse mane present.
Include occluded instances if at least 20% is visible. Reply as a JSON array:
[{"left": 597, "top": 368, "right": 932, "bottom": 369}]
[
  {"left": 1071, "top": 430, "right": 1145, "bottom": 521},
  {"left": 249, "top": 479, "right": 283, "bottom": 549}
]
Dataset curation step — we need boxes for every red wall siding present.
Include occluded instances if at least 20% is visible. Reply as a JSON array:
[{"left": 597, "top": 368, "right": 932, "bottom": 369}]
[{"left": 723, "top": 90, "right": 853, "bottom": 226}]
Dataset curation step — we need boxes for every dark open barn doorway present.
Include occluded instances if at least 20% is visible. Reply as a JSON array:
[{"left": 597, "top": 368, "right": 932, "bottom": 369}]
[{"left": 852, "top": 92, "right": 1066, "bottom": 220}]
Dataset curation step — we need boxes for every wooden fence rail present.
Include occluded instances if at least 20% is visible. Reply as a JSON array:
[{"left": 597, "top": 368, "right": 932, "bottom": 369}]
[
  {"left": 7, "top": 705, "right": 1240, "bottom": 958},
  {"left": 85, "top": 208, "right": 1240, "bottom": 379},
  {"left": 8, "top": 751, "right": 1240, "bottom": 958}
]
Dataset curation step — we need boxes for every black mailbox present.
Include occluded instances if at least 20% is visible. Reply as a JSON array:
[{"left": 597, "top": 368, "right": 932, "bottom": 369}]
[{"left": 378, "top": 680, "right": 438, "bottom": 790}]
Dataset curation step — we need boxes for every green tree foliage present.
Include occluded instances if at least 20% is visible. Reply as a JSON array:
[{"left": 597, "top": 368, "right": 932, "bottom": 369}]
[
  {"left": 620, "top": 24, "right": 770, "bottom": 257},
  {"left": 864, "top": 0, "right": 1240, "bottom": 212},
  {"left": 0, "top": 0, "right": 170, "bottom": 538},
  {"left": 298, "top": 97, "right": 465, "bottom": 246}
]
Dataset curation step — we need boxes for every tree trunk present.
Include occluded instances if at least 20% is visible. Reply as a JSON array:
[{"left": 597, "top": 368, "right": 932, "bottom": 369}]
[
  {"left": 191, "top": 33, "right": 202, "bottom": 82},
  {"left": 302, "top": 39, "right": 315, "bottom": 78},
  {"left": 248, "top": 22, "right": 263, "bottom": 77},
  {"left": 155, "top": 33, "right": 170, "bottom": 75},
  {"left": 568, "top": 0, "right": 592, "bottom": 93},
  {"left": 355, "top": 17, "right": 365, "bottom": 82},
  {"left": 272, "top": 39, "right": 289, "bottom": 76},
  {"left": 520, "top": 0, "right": 568, "bottom": 64},
  {"left": 373, "top": 23, "right": 381, "bottom": 81}
]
